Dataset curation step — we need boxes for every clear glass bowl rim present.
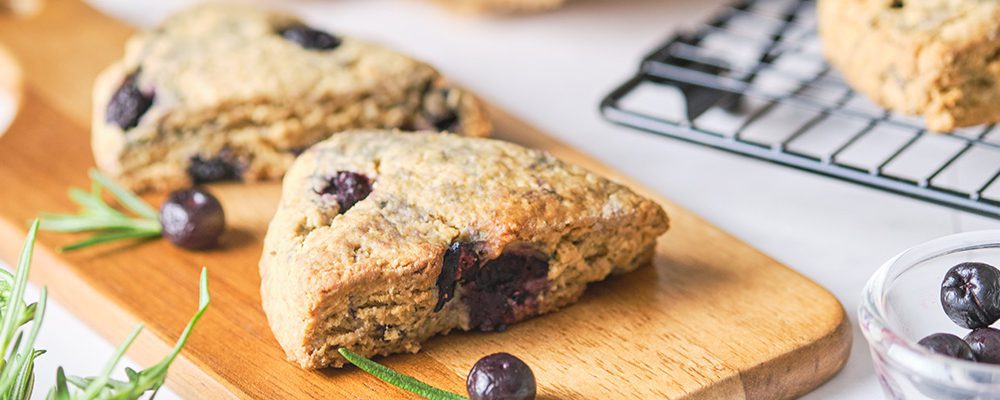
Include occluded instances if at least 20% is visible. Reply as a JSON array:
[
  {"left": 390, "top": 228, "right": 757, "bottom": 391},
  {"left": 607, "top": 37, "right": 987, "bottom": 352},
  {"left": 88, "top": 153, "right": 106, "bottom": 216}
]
[{"left": 860, "top": 229, "right": 1000, "bottom": 389}]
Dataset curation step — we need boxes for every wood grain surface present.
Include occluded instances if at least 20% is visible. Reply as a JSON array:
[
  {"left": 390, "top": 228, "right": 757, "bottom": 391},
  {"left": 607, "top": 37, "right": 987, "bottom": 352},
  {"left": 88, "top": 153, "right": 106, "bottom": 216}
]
[{"left": 0, "top": 1, "right": 850, "bottom": 398}]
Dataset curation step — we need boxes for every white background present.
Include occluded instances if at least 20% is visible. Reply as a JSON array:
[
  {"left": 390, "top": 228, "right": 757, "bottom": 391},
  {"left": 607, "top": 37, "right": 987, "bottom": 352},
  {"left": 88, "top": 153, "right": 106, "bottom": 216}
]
[{"left": 4, "top": 0, "right": 999, "bottom": 398}]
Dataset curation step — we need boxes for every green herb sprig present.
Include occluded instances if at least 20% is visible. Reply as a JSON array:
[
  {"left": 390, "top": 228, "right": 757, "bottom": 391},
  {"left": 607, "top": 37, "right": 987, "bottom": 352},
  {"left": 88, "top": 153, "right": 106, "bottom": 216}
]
[
  {"left": 0, "top": 220, "right": 47, "bottom": 400},
  {"left": 48, "top": 268, "right": 211, "bottom": 400},
  {"left": 337, "top": 348, "right": 468, "bottom": 400},
  {"left": 39, "top": 170, "right": 161, "bottom": 252},
  {"left": 0, "top": 219, "right": 211, "bottom": 399}
]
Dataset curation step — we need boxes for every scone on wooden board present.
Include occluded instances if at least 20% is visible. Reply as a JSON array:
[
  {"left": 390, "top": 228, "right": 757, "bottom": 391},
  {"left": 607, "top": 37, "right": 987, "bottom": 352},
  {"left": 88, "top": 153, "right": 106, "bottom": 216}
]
[
  {"left": 92, "top": 4, "right": 490, "bottom": 193},
  {"left": 259, "top": 131, "right": 669, "bottom": 369},
  {"left": 818, "top": 0, "right": 1000, "bottom": 132}
]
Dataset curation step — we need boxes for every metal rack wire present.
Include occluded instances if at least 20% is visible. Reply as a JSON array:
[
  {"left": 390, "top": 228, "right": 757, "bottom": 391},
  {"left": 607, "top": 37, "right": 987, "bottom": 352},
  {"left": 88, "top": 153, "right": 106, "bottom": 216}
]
[{"left": 600, "top": 0, "right": 1000, "bottom": 219}]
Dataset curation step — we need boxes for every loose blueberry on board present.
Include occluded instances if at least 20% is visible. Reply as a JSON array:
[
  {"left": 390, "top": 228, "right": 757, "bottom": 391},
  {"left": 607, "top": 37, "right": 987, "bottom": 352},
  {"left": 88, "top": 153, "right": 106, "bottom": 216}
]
[
  {"left": 318, "top": 171, "right": 373, "bottom": 213},
  {"left": 965, "top": 328, "right": 1000, "bottom": 364},
  {"left": 466, "top": 353, "right": 537, "bottom": 400},
  {"left": 106, "top": 72, "right": 153, "bottom": 130},
  {"left": 940, "top": 262, "right": 1000, "bottom": 329},
  {"left": 159, "top": 188, "right": 226, "bottom": 250},
  {"left": 918, "top": 333, "right": 976, "bottom": 361},
  {"left": 278, "top": 25, "right": 341, "bottom": 50}
]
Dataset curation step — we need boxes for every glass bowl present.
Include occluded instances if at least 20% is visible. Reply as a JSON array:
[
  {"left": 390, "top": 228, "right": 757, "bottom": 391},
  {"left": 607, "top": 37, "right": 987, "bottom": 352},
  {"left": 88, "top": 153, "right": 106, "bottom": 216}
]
[{"left": 861, "top": 230, "right": 1000, "bottom": 399}]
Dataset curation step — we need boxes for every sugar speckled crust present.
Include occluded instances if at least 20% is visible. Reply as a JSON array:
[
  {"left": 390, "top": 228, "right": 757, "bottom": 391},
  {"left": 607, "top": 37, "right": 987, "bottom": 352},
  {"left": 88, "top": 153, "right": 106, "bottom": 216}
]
[
  {"left": 259, "top": 131, "right": 669, "bottom": 369},
  {"left": 818, "top": 0, "right": 1000, "bottom": 132},
  {"left": 92, "top": 4, "right": 490, "bottom": 192}
]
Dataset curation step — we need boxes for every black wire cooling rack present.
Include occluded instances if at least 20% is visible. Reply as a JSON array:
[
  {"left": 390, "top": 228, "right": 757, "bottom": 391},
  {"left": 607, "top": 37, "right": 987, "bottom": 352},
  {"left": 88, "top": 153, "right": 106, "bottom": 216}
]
[{"left": 600, "top": 0, "right": 1000, "bottom": 219}]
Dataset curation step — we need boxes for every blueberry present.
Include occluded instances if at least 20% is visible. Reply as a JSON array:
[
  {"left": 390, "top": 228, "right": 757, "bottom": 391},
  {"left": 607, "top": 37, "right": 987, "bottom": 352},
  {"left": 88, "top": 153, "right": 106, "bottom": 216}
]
[
  {"left": 106, "top": 72, "right": 153, "bottom": 130},
  {"left": 423, "top": 89, "right": 459, "bottom": 131},
  {"left": 278, "top": 25, "right": 341, "bottom": 50},
  {"left": 464, "top": 248, "right": 548, "bottom": 332},
  {"left": 941, "top": 262, "right": 1000, "bottom": 329},
  {"left": 466, "top": 353, "right": 536, "bottom": 400},
  {"left": 159, "top": 188, "right": 226, "bottom": 250},
  {"left": 965, "top": 328, "right": 1000, "bottom": 364},
  {"left": 415, "top": 88, "right": 460, "bottom": 132},
  {"left": 317, "top": 171, "right": 373, "bottom": 213},
  {"left": 918, "top": 333, "right": 976, "bottom": 361},
  {"left": 187, "top": 152, "right": 243, "bottom": 184},
  {"left": 432, "top": 243, "right": 550, "bottom": 330},
  {"left": 434, "top": 242, "right": 480, "bottom": 311}
]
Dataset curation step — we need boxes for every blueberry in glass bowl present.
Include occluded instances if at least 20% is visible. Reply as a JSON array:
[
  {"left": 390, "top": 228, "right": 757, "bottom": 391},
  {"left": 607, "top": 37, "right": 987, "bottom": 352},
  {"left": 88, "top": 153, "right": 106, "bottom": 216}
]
[{"left": 860, "top": 230, "right": 1000, "bottom": 399}]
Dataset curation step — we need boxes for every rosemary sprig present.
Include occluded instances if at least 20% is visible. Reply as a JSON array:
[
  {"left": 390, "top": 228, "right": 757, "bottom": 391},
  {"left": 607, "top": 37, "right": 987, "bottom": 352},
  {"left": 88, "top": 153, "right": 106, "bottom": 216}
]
[
  {"left": 337, "top": 348, "right": 468, "bottom": 400},
  {"left": 0, "top": 220, "right": 47, "bottom": 400},
  {"left": 39, "top": 170, "right": 162, "bottom": 252},
  {"left": 2, "top": 221, "right": 209, "bottom": 399},
  {"left": 48, "top": 267, "right": 211, "bottom": 400}
]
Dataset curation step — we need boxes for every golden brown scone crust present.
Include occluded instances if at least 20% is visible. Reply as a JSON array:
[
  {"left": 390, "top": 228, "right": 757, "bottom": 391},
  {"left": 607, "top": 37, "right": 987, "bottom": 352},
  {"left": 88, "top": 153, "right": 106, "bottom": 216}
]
[
  {"left": 260, "top": 131, "right": 669, "bottom": 368},
  {"left": 818, "top": 0, "right": 1000, "bottom": 131},
  {"left": 92, "top": 4, "right": 490, "bottom": 192}
]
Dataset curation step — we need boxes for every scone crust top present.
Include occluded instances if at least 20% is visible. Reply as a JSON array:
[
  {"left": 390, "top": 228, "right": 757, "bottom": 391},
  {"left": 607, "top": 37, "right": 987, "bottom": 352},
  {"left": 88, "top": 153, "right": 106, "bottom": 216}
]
[
  {"left": 92, "top": 4, "right": 489, "bottom": 190},
  {"left": 259, "top": 131, "right": 668, "bottom": 367}
]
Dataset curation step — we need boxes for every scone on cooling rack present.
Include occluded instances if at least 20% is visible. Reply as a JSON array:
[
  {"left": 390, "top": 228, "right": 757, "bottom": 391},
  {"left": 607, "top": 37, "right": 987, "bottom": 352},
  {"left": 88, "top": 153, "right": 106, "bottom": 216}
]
[
  {"left": 92, "top": 4, "right": 490, "bottom": 192},
  {"left": 817, "top": 0, "right": 1000, "bottom": 132},
  {"left": 259, "top": 131, "right": 669, "bottom": 369}
]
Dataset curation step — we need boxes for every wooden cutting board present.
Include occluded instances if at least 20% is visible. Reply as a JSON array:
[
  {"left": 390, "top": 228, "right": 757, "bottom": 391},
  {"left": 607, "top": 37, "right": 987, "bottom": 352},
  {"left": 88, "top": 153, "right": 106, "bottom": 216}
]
[{"left": 0, "top": 1, "right": 850, "bottom": 398}]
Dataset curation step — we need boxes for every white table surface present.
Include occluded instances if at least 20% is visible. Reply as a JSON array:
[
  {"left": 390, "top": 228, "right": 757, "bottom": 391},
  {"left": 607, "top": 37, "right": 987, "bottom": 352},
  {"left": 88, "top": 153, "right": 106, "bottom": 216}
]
[{"left": 6, "top": 0, "right": 999, "bottom": 398}]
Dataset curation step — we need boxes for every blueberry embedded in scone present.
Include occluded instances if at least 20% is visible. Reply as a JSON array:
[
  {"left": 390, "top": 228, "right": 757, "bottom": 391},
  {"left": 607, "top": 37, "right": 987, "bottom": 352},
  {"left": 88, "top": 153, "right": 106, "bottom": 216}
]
[
  {"left": 91, "top": 4, "right": 490, "bottom": 192},
  {"left": 259, "top": 131, "right": 669, "bottom": 369}
]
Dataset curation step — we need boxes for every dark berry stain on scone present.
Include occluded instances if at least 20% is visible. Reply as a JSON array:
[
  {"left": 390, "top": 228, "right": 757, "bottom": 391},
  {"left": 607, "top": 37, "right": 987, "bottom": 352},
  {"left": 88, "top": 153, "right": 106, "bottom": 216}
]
[
  {"left": 106, "top": 72, "right": 153, "bottom": 130},
  {"left": 465, "top": 248, "right": 549, "bottom": 331},
  {"left": 187, "top": 151, "right": 244, "bottom": 184},
  {"left": 278, "top": 25, "right": 342, "bottom": 50},
  {"left": 435, "top": 242, "right": 550, "bottom": 331},
  {"left": 434, "top": 242, "right": 481, "bottom": 312},
  {"left": 318, "top": 171, "right": 373, "bottom": 213}
]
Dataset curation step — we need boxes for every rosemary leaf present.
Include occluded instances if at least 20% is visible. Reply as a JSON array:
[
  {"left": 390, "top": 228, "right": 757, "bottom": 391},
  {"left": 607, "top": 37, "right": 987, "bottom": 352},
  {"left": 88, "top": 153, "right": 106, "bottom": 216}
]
[
  {"left": 38, "top": 216, "right": 155, "bottom": 233},
  {"left": 50, "top": 268, "right": 211, "bottom": 400},
  {"left": 337, "top": 348, "right": 468, "bottom": 400},
  {"left": 88, "top": 170, "right": 158, "bottom": 220},
  {"left": 144, "top": 267, "right": 211, "bottom": 374},
  {"left": 0, "top": 221, "right": 38, "bottom": 356},
  {"left": 78, "top": 326, "right": 142, "bottom": 399},
  {"left": 67, "top": 188, "right": 119, "bottom": 218},
  {"left": 40, "top": 172, "right": 164, "bottom": 252},
  {"left": 0, "top": 221, "right": 44, "bottom": 399},
  {"left": 58, "top": 229, "right": 161, "bottom": 253},
  {"left": 52, "top": 367, "right": 70, "bottom": 400}
]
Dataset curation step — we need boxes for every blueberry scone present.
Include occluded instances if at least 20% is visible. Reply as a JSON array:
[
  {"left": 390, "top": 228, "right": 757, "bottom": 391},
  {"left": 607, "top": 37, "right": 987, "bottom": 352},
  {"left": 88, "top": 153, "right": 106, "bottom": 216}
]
[
  {"left": 260, "top": 131, "right": 669, "bottom": 368},
  {"left": 92, "top": 5, "right": 490, "bottom": 192},
  {"left": 818, "top": 0, "right": 1000, "bottom": 132}
]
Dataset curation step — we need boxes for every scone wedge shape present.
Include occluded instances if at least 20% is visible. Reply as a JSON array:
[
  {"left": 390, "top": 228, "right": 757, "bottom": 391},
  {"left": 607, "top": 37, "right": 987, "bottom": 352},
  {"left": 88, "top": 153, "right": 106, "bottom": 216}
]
[
  {"left": 92, "top": 4, "right": 490, "bottom": 192},
  {"left": 260, "top": 131, "right": 669, "bottom": 368}
]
